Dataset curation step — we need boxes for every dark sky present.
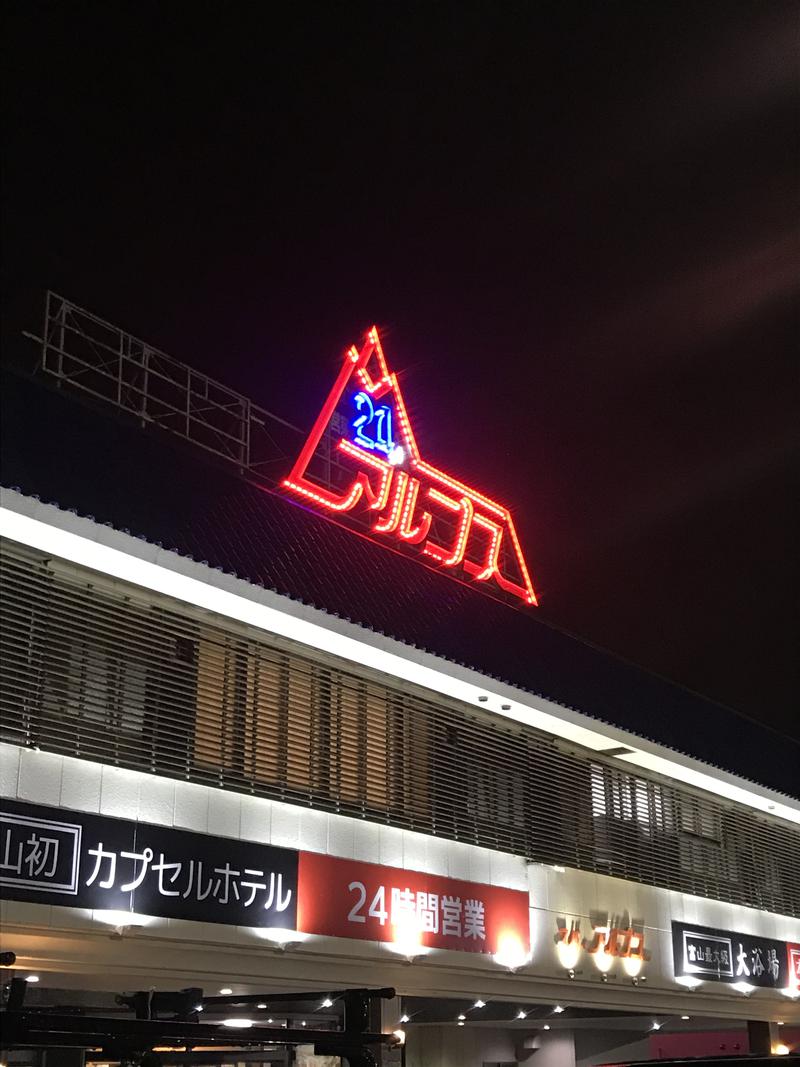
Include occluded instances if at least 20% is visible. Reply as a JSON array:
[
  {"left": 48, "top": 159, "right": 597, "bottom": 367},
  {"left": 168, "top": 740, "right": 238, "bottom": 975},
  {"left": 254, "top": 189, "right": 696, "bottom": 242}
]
[{"left": 3, "top": 3, "right": 798, "bottom": 738}]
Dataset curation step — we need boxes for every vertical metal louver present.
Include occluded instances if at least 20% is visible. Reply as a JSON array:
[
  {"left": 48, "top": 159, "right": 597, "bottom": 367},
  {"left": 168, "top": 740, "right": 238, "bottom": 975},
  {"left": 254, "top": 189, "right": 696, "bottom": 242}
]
[{"left": 1, "top": 538, "right": 798, "bottom": 917}]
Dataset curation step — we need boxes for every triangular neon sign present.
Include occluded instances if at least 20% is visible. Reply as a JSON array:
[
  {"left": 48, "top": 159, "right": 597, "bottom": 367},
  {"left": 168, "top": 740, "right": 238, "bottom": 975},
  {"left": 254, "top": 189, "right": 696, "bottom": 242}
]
[{"left": 284, "top": 327, "right": 538, "bottom": 606}]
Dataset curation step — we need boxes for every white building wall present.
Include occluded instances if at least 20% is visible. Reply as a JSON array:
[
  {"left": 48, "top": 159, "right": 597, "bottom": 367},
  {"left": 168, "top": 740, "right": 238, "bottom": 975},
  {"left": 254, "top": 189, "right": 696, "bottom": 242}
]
[{"left": 1, "top": 741, "right": 798, "bottom": 1030}]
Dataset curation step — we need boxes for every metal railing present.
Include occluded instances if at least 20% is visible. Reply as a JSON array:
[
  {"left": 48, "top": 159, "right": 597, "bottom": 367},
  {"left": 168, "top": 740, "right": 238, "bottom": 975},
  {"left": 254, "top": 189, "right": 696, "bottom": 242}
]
[
  {"left": 2, "top": 539, "right": 799, "bottom": 918},
  {"left": 36, "top": 291, "right": 303, "bottom": 480}
]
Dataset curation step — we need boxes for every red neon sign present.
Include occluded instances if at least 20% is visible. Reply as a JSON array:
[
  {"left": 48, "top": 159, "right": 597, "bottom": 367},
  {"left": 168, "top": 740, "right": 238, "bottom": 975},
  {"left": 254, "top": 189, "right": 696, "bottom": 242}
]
[{"left": 284, "top": 327, "right": 538, "bottom": 605}]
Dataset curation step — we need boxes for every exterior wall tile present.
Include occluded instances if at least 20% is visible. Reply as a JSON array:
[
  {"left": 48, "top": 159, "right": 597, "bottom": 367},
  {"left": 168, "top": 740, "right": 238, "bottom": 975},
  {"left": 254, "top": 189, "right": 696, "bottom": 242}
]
[
  {"left": 60, "top": 756, "right": 102, "bottom": 813},
  {"left": 327, "top": 814, "right": 356, "bottom": 859},
  {"left": 466, "top": 846, "right": 492, "bottom": 886},
  {"left": 299, "top": 808, "right": 329, "bottom": 855},
  {"left": 489, "top": 849, "right": 527, "bottom": 891},
  {"left": 379, "top": 825, "right": 404, "bottom": 869},
  {"left": 137, "top": 775, "right": 176, "bottom": 828},
  {"left": 173, "top": 781, "right": 209, "bottom": 832},
  {"left": 353, "top": 819, "right": 380, "bottom": 864},
  {"left": 206, "top": 790, "right": 242, "bottom": 840},
  {"left": 426, "top": 837, "right": 452, "bottom": 878},
  {"left": 402, "top": 831, "right": 431, "bottom": 875},
  {"left": 446, "top": 840, "right": 472, "bottom": 882},
  {"left": 0, "top": 743, "right": 21, "bottom": 798},
  {"left": 240, "top": 795, "right": 273, "bottom": 844},
  {"left": 99, "top": 766, "right": 141, "bottom": 818},
  {"left": 18, "top": 749, "right": 63, "bottom": 807},
  {"left": 270, "top": 801, "right": 301, "bottom": 850}
]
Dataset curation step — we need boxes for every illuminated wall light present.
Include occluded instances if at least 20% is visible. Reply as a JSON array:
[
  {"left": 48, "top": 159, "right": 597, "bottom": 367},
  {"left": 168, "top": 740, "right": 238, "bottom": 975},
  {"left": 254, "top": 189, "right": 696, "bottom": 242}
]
[
  {"left": 675, "top": 976, "right": 703, "bottom": 990},
  {"left": 257, "top": 1003, "right": 267, "bottom": 1009},
  {"left": 254, "top": 926, "right": 309, "bottom": 947},
  {"left": 651, "top": 1021, "right": 662, "bottom": 1031},
  {"left": 622, "top": 955, "right": 643, "bottom": 978},
  {"left": 387, "top": 912, "right": 429, "bottom": 961},
  {"left": 555, "top": 939, "right": 581, "bottom": 971},
  {"left": 474, "top": 1000, "right": 486, "bottom": 1009},
  {"left": 321, "top": 997, "right": 334, "bottom": 1008},
  {"left": 393, "top": 1029, "right": 406, "bottom": 1045},
  {"left": 681, "top": 1015, "right": 690, "bottom": 1021},
  {"left": 773, "top": 1045, "right": 790, "bottom": 1056},
  {"left": 219, "top": 988, "right": 233, "bottom": 995},
  {"left": 731, "top": 982, "right": 755, "bottom": 996},
  {"left": 780, "top": 987, "right": 800, "bottom": 999},
  {"left": 25, "top": 975, "right": 40, "bottom": 983},
  {"left": 400, "top": 1014, "right": 410, "bottom": 1024},
  {"left": 458, "top": 1021, "right": 465, "bottom": 1027},
  {"left": 553, "top": 1005, "right": 565, "bottom": 1014},
  {"left": 593, "top": 948, "right": 615, "bottom": 974},
  {"left": 517, "top": 1010, "right": 528, "bottom": 1019},
  {"left": 93, "top": 909, "right": 153, "bottom": 928},
  {"left": 222, "top": 1018, "right": 253, "bottom": 1028},
  {"left": 457, "top": 1014, "right": 466, "bottom": 1021},
  {"left": 543, "top": 1024, "right": 551, "bottom": 1031},
  {"left": 493, "top": 931, "right": 531, "bottom": 972}
]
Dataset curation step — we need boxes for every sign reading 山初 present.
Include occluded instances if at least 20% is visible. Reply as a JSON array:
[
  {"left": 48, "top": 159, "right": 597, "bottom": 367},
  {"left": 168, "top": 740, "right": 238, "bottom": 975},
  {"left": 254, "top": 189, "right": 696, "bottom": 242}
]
[{"left": 672, "top": 921, "right": 795, "bottom": 990}]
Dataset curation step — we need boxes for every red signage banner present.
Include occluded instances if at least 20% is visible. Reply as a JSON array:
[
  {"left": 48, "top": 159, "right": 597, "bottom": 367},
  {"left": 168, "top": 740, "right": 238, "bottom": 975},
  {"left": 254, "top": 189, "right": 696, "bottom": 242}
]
[{"left": 297, "top": 852, "right": 530, "bottom": 962}]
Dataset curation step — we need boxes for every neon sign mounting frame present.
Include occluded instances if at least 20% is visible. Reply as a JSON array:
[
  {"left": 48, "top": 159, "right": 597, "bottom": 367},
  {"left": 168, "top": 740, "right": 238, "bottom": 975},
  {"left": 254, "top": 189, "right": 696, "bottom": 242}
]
[{"left": 283, "top": 327, "right": 538, "bottom": 606}]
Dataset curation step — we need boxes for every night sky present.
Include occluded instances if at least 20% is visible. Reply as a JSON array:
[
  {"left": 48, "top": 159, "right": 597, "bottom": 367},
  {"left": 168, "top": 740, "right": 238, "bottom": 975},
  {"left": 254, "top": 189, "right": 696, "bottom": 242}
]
[{"left": 3, "top": 4, "right": 798, "bottom": 739}]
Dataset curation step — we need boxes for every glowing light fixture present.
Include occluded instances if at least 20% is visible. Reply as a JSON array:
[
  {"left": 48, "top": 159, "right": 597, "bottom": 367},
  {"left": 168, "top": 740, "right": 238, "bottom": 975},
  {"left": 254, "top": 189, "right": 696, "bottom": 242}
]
[
  {"left": 493, "top": 931, "right": 531, "bottom": 971},
  {"left": 731, "top": 982, "right": 755, "bottom": 996},
  {"left": 25, "top": 975, "right": 39, "bottom": 983},
  {"left": 222, "top": 1019, "right": 253, "bottom": 1029},
  {"left": 457, "top": 1014, "right": 466, "bottom": 1021},
  {"left": 474, "top": 1000, "right": 486, "bottom": 1009},
  {"left": 458, "top": 1021, "right": 465, "bottom": 1027},
  {"left": 675, "top": 976, "right": 703, "bottom": 990},
  {"left": 651, "top": 1021, "right": 662, "bottom": 1031},
  {"left": 393, "top": 1029, "right": 406, "bottom": 1045},
  {"left": 681, "top": 1015, "right": 690, "bottom": 1020},
  {"left": 553, "top": 1005, "right": 565, "bottom": 1014},
  {"left": 556, "top": 937, "right": 581, "bottom": 971},
  {"left": 257, "top": 1003, "right": 267, "bottom": 1009},
  {"left": 517, "top": 1010, "right": 527, "bottom": 1019},
  {"left": 543, "top": 1024, "right": 551, "bottom": 1030},
  {"left": 219, "top": 988, "right": 233, "bottom": 995},
  {"left": 774, "top": 1044, "right": 790, "bottom": 1056},
  {"left": 321, "top": 997, "right": 334, "bottom": 1008},
  {"left": 400, "top": 1014, "right": 410, "bottom": 1023}
]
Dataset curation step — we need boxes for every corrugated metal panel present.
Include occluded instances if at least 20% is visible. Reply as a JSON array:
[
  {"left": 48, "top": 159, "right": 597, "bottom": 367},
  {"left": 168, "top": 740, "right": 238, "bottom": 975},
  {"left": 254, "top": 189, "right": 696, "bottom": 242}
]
[{"left": 1, "top": 538, "right": 798, "bottom": 917}]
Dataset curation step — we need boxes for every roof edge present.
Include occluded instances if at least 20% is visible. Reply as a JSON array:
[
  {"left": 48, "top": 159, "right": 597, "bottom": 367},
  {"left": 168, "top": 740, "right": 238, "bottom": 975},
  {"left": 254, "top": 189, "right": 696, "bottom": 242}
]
[{"left": 1, "top": 486, "right": 798, "bottom": 823}]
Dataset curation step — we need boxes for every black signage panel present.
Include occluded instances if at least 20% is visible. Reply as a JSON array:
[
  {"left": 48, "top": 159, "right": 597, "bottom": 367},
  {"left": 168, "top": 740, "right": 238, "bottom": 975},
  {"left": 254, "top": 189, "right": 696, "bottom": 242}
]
[
  {"left": 0, "top": 799, "right": 298, "bottom": 930},
  {"left": 672, "top": 921, "right": 791, "bottom": 988}
]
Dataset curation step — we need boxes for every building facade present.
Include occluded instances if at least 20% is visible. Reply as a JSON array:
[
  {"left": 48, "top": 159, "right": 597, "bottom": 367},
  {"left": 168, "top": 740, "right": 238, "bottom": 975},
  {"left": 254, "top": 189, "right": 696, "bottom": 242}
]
[{"left": 1, "top": 299, "right": 798, "bottom": 1065}]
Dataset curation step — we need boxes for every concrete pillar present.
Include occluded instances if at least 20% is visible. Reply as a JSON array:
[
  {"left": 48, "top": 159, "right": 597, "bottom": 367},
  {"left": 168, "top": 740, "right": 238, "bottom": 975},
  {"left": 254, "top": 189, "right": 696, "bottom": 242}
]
[{"left": 747, "top": 1020, "right": 779, "bottom": 1056}]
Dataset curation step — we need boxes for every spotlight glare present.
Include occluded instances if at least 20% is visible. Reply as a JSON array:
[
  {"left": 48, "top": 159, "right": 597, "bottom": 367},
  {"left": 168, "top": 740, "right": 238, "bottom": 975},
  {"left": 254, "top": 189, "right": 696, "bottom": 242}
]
[
  {"left": 222, "top": 1018, "right": 253, "bottom": 1029},
  {"left": 257, "top": 1003, "right": 267, "bottom": 1009},
  {"left": 321, "top": 997, "right": 334, "bottom": 1008},
  {"left": 553, "top": 1005, "right": 565, "bottom": 1014},
  {"left": 219, "top": 987, "right": 233, "bottom": 995},
  {"left": 543, "top": 1024, "right": 551, "bottom": 1030},
  {"left": 25, "top": 975, "right": 40, "bottom": 983},
  {"left": 731, "top": 981, "right": 755, "bottom": 996},
  {"left": 400, "top": 1014, "right": 410, "bottom": 1023},
  {"left": 474, "top": 999, "right": 486, "bottom": 1009}
]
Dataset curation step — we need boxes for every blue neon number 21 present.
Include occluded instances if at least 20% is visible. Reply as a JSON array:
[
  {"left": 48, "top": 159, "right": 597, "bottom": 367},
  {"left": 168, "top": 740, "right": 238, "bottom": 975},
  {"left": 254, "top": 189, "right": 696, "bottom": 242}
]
[{"left": 351, "top": 391, "right": 396, "bottom": 456}]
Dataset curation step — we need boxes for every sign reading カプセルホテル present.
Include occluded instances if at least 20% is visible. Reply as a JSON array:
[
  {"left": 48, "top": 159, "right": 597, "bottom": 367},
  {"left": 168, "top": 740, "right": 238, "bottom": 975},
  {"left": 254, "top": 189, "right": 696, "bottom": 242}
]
[
  {"left": 672, "top": 920, "right": 797, "bottom": 990},
  {"left": 0, "top": 799, "right": 529, "bottom": 959},
  {"left": 0, "top": 798, "right": 298, "bottom": 930}
]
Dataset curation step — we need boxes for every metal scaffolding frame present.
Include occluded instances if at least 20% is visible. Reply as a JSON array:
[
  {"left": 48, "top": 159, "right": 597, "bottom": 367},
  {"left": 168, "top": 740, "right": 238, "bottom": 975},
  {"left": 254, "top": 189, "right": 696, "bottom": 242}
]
[{"left": 36, "top": 291, "right": 303, "bottom": 481}]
